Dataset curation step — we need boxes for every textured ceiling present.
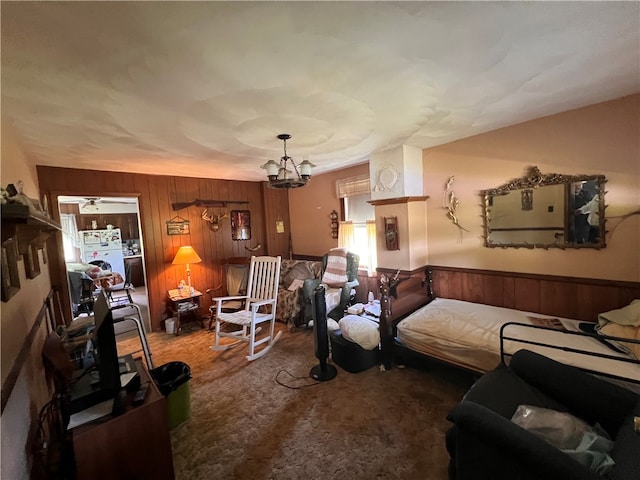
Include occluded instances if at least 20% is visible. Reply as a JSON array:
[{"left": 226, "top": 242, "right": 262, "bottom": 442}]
[{"left": 2, "top": 2, "right": 639, "bottom": 182}]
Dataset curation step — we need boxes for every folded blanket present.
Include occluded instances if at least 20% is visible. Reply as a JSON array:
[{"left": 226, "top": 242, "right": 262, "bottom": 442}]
[
  {"left": 321, "top": 247, "right": 348, "bottom": 287},
  {"left": 597, "top": 299, "right": 640, "bottom": 327}
]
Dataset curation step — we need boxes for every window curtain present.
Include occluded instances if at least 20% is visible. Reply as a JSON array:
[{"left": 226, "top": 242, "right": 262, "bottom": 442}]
[
  {"left": 60, "top": 213, "right": 79, "bottom": 262},
  {"left": 336, "top": 174, "right": 370, "bottom": 199},
  {"left": 365, "top": 220, "right": 377, "bottom": 274},
  {"left": 338, "top": 221, "right": 354, "bottom": 250}
]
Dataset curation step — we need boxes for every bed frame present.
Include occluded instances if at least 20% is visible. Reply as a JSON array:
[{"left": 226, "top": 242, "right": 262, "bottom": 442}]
[{"left": 378, "top": 265, "right": 640, "bottom": 372}]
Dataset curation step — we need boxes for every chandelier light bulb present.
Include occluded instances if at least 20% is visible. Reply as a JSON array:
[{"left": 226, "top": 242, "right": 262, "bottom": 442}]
[{"left": 261, "top": 134, "right": 314, "bottom": 189}]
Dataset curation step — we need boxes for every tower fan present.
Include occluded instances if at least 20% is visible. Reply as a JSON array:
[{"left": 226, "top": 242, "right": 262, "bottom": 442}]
[{"left": 309, "top": 285, "right": 337, "bottom": 381}]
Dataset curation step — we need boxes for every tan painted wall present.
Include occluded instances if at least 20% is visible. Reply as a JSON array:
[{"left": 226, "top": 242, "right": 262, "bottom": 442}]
[
  {"left": 289, "top": 163, "right": 369, "bottom": 257},
  {"left": 1, "top": 122, "right": 53, "bottom": 480},
  {"left": 288, "top": 95, "right": 639, "bottom": 281},
  {"left": 423, "top": 94, "right": 640, "bottom": 282}
]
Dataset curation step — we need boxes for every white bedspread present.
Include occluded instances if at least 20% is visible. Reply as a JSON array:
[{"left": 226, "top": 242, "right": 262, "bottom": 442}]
[{"left": 396, "top": 298, "right": 640, "bottom": 385}]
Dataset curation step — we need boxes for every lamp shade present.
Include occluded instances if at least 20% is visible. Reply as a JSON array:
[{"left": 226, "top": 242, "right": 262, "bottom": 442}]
[{"left": 172, "top": 246, "right": 202, "bottom": 265}]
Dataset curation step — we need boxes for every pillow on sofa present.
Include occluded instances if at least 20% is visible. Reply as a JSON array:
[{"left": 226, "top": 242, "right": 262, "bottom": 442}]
[{"left": 284, "top": 262, "right": 316, "bottom": 289}]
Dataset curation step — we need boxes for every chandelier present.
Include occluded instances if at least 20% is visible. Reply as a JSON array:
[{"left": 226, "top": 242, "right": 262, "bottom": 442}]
[{"left": 261, "top": 134, "right": 315, "bottom": 189}]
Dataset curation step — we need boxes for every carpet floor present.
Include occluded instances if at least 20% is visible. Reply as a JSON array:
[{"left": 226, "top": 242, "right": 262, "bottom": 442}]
[{"left": 118, "top": 322, "right": 475, "bottom": 480}]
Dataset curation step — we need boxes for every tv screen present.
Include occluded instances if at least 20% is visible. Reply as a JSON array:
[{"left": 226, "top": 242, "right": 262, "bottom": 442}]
[{"left": 92, "top": 291, "right": 121, "bottom": 397}]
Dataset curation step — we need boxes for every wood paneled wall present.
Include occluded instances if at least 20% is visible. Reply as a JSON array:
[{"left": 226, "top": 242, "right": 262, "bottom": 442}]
[
  {"left": 37, "top": 167, "right": 290, "bottom": 331},
  {"left": 428, "top": 265, "right": 640, "bottom": 322}
]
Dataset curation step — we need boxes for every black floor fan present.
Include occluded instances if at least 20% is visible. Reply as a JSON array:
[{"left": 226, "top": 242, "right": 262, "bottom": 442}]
[{"left": 309, "top": 285, "right": 337, "bottom": 381}]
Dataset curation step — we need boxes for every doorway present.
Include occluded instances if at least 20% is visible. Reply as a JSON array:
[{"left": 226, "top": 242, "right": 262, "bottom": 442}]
[{"left": 57, "top": 196, "right": 150, "bottom": 332}]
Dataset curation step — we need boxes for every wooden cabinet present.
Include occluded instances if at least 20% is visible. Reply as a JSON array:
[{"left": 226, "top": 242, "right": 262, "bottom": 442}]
[
  {"left": 71, "top": 359, "right": 174, "bottom": 480},
  {"left": 77, "top": 213, "right": 139, "bottom": 240}
]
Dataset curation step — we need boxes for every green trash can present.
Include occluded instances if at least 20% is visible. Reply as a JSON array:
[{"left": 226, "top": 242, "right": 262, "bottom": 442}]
[{"left": 150, "top": 361, "right": 192, "bottom": 429}]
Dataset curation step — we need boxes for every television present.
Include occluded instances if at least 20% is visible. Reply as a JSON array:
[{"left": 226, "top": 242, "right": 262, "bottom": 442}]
[
  {"left": 309, "top": 285, "right": 337, "bottom": 381},
  {"left": 67, "top": 291, "right": 121, "bottom": 414}
]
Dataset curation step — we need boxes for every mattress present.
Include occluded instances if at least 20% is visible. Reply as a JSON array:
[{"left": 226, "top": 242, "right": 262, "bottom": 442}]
[{"left": 396, "top": 298, "right": 640, "bottom": 384}]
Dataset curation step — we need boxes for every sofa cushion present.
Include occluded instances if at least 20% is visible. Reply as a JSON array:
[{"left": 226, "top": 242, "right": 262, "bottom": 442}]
[
  {"left": 461, "top": 363, "right": 568, "bottom": 420},
  {"left": 609, "top": 401, "right": 640, "bottom": 480},
  {"left": 284, "top": 261, "right": 316, "bottom": 288}
]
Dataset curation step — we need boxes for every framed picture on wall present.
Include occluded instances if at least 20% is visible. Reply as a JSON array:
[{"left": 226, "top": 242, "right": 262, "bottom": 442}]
[
  {"left": 166, "top": 216, "right": 190, "bottom": 235},
  {"left": 231, "top": 210, "right": 251, "bottom": 241},
  {"left": 1, "top": 238, "right": 21, "bottom": 302},
  {"left": 24, "top": 242, "right": 41, "bottom": 279}
]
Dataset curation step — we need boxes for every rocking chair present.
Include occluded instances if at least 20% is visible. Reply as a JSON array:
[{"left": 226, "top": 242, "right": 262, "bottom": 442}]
[{"left": 211, "top": 255, "right": 282, "bottom": 361}]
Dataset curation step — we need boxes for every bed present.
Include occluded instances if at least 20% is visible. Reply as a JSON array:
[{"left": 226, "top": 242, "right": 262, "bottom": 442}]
[{"left": 378, "top": 266, "right": 640, "bottom": 387}]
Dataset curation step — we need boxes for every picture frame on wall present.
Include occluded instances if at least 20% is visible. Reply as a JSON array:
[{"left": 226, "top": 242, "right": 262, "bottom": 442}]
[
  {"left": 24, "top": 242, "right": 41, "bottom": 279},
  {"left": 231, "top": 210, "right": 251, "bottom": 241},
  {"left": 1, "top": 238, "right": 21, "bottom": 302},
  {"left": 166, "top": 216, "right": 190, "bottom": 235}
]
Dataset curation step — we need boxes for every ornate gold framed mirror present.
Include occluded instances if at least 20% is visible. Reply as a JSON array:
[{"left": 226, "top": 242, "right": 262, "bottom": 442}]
[{"left": 480, "top": 166, "right": 606, "bottom": 249}]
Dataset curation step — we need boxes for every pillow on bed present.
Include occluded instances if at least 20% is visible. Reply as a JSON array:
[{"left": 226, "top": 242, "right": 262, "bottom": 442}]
[
  {"left": 598, "top": 322, "right": 640, "bottom": 359},
  {"left": 597, "top": 299, "right": 640, "bottom": 327},
  {"left": 339, "top": 315, "right": 379, "bottom": 350}
]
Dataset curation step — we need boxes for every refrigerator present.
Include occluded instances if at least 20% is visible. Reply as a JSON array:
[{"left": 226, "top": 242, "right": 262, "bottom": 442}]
[{"left": 79, "top": 229, "right": 125, "bottom": 279}]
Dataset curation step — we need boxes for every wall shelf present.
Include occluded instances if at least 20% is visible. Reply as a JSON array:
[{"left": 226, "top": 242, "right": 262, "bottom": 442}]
[{"left": 1, "top": 203, "right": 61, "bottom": 300}]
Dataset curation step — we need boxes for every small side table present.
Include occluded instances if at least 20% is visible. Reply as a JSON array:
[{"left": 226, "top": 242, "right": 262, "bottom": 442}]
[{"left": 167, "top": 289, "right": 203, "bottom": 335}]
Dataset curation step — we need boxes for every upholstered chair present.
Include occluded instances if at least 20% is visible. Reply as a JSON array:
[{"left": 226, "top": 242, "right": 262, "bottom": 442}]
[{"left": 302, "top": 251, "right": 360, "bottom": 324}]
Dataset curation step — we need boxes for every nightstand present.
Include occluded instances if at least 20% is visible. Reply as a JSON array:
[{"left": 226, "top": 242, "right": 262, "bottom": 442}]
[{"left": 167, "top": 289, "right": 203, "bottom": 335}]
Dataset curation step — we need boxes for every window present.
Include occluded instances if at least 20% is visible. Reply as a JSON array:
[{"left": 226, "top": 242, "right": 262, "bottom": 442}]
[
  {"left": 336, "top": 175, "right": 377, "bottom": 274},
  {"left": 60, "top": 214, "right": 79, "bottom": 262}
]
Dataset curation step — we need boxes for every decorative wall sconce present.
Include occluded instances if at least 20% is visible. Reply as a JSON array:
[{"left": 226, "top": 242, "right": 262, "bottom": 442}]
[
  {"left": 443, "top": 176, "right": 469, "bottom": 236},
  {"left": 330, "top": 210, "right": 339, "bottom": 239},
  {"left": 384, "top": 216, "right": 399, "bottom": 250}
]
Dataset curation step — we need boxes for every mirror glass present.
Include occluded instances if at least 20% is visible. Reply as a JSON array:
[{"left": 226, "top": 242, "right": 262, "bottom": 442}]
[{"left": 480, "top": 166, "right": 606, "bottom": 249}]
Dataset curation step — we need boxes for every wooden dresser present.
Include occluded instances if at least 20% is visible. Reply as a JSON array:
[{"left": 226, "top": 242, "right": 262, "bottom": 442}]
[{"left": 70, "top": 359, "right": 175, "bottom": 480}]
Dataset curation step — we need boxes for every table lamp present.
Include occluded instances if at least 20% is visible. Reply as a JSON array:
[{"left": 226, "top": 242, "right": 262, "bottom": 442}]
[{"left": 172, "top": 246, "right": 202, "bottom": 290}]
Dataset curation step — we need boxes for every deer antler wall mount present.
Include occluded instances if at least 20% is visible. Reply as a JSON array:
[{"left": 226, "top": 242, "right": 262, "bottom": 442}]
[{"left": 201, "top": 209, "right": 228, "bottom": 232}]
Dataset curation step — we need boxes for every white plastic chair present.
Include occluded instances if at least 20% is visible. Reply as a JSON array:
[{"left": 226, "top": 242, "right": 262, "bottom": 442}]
[{"left": 211, "top": 255, "right": 282, "bottom": 361}]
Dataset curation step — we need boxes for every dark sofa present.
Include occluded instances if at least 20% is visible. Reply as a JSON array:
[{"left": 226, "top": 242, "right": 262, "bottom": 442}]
[{"left": 446, "top": 349, "right": 640, "bottom": 480}]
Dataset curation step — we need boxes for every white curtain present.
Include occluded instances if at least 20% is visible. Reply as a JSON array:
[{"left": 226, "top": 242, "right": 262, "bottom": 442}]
[
  {"left": 338, "top": 221, "right": 354, "bottom": 249},
  {"left": 365, "top": 220, "right": 377, "bottom": 275},
  {"left": 338, "top": 221, "right": 377, "bottom": 275},
  {"left": 60, "top": 214, "right": 79, "bottom": 262}
]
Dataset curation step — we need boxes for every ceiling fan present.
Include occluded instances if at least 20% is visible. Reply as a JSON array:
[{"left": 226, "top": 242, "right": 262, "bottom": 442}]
[{"left": 80, "top": 197, "right": 134, "bottom": 211}]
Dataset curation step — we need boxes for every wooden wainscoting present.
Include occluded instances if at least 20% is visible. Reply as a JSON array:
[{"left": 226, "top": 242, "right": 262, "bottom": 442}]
[{"left": 428, "top": 265, "right": 640, "bottom": 322}]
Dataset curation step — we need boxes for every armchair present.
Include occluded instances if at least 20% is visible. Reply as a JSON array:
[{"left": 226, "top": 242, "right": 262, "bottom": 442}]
[
  {"left": 302, "top": 250, "right": 359, "bottom": 323},
  {"left": 446, "top": 349, "right": 639, "bottom": 480},
  {"left": 276, "top": 259, "right": 323, "bottom": 330}
]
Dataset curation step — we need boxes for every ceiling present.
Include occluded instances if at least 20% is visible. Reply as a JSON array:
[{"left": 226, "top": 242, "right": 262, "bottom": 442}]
[{"left": 2, "top": 2, "right": 639, "bottom": 182}]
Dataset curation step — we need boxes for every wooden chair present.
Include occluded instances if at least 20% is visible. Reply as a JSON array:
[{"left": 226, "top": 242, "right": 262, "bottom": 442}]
[
  {"left": 205, "top": 257, "right": 250, "bottom": 330},
  {"left": 211, "top": 256, "right": 282, "bottom": 361}
]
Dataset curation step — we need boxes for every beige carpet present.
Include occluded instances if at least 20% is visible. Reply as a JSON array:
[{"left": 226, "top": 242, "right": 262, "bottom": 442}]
[{"left": 118, "top": 322, "right": 474, "bottom": 480}]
